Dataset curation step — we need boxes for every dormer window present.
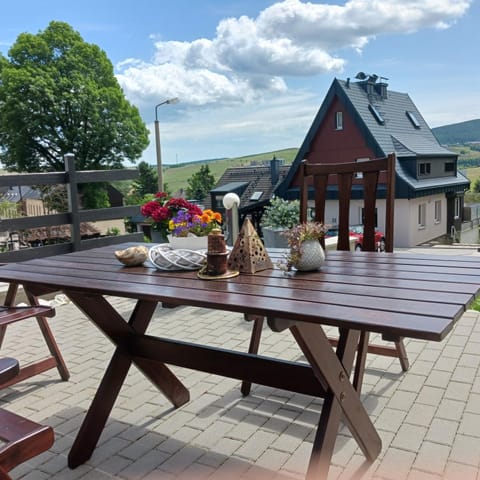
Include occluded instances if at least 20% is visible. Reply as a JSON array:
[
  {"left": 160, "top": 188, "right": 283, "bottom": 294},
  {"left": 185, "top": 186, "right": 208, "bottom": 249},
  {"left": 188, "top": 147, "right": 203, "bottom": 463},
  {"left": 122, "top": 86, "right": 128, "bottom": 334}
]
[
  {"left": 418, "top": 162, "right": 431, "bottom": 176},
  {"left": 335, "top": 111, "right": 343, "bottom": 130},
  {"left": 445, "top": 162, "right": 454, "bottom": 172}
]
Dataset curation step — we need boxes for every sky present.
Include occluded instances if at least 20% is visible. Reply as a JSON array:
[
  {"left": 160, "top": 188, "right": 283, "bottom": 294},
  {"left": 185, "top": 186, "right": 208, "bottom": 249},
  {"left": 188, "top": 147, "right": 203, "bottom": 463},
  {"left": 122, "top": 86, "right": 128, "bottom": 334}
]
[{"left": 2, "top": 0, "right": 479, "bottom": 166}]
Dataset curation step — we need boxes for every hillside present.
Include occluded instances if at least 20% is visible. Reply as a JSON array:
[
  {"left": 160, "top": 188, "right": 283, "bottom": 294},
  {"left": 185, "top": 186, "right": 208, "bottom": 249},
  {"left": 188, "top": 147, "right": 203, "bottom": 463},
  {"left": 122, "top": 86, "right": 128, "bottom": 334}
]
[
  {"left": 432, "top": 119, "right": 480, "bottom": 145},
  {"left": 163, "top": 148, "right": 298, "bottom": 194}
]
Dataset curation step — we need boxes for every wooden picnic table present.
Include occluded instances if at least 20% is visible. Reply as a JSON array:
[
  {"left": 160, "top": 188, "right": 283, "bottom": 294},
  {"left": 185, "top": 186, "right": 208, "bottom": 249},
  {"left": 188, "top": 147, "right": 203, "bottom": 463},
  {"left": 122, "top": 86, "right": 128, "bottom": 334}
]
[{"left": 1, "top": 243, "right": 479, "bottom": 479}]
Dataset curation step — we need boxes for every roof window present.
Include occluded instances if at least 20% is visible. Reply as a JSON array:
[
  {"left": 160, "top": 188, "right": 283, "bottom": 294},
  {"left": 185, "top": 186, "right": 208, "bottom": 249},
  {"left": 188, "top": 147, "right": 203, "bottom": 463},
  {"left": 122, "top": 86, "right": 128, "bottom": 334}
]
[
  {"left": 406, "top": 111, "right": 421, "bottom": 128},
  {"left": 250, "top": 191, "right": 263, "bottom": 201},
  {"left": 368, "top": 104, "right": 384, "bottom": 125}
]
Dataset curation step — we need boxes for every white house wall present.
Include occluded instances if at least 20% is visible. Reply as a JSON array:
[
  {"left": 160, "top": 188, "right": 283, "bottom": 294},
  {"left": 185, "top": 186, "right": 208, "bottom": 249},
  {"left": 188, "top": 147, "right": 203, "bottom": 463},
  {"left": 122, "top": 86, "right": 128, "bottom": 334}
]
[
  {"left": 394, "top": 199, "right": 410, "bottom": 248},
  {"left": 321, "top": 194, "right": 447, "bottom": 249},
  {"left": 407, "top": 194, "right": 446, "bottom": 246}
]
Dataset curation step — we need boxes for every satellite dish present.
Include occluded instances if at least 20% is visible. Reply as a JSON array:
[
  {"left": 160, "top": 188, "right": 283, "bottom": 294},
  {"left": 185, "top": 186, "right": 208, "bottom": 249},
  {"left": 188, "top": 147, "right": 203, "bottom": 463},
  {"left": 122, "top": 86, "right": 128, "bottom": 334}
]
[{"left": 355, "top": 72, "right": 367, "bottom": 80}]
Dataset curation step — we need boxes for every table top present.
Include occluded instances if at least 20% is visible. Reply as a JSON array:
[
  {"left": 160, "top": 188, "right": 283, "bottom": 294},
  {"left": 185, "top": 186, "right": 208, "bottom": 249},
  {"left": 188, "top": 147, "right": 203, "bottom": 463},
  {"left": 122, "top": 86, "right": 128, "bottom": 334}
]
[{"left": 1, "top": 243, "right": 480, "bottom": 342}]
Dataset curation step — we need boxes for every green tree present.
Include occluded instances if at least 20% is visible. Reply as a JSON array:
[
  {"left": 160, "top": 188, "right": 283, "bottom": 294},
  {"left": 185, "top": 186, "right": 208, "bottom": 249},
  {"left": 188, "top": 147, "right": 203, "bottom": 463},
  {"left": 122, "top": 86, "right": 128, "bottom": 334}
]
[
  {"left": 123, "top": 161, "right": 160, "bottom": 205},
  {"left": 0, "top": 21, "right": 149, "bottom": 173},
  {"left": 186, "top": 164, "right": 215, "bottom": 201},
  {"left": 81, "top": 183, "right": 110, "bottom": 209},
  {"left": 133, "top": 161, "right": 158, "bottom": 197},
  {"left": 38, "top": 184, "right": 68, "bottom": 213}
]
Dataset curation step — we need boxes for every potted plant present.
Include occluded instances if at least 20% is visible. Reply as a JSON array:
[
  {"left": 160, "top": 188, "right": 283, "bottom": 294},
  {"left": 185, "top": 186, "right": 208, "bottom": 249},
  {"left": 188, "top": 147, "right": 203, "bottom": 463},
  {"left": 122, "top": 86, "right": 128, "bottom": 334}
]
[
  {"left": 140, "top": 192, "right": 222, "bottom": 248},
  {"left": 167, "top": 208, "right": 222, "bottom": 249},
  {"left": 260, "top": 197, "right": 300, "bottom": 248},
  {"left": 280, "top": 221, "right": 329, "bottom": 272}
]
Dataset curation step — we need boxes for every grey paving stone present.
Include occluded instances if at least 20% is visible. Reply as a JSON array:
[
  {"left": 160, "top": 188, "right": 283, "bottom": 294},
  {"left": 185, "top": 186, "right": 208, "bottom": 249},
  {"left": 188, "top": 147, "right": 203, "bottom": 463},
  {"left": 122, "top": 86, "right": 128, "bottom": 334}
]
[
  {"left": 449, "top": 434, "right": 480, "bottom": 466},
  {"left": 391, "top": 423, "right": 427, "bottom": 452},
  {"left": 373, "top": 448, "right": 416, "bottom": 480},
  {"left": 413, "top": 441, "right": 450, "bottom": 475}
]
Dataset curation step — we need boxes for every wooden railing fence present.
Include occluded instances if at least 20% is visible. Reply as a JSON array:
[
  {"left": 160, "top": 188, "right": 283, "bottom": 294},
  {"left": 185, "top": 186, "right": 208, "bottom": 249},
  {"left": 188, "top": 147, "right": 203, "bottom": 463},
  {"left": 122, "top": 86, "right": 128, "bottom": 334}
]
[{"left": 0, "top": 154, "right": 143, "bottom": 262}]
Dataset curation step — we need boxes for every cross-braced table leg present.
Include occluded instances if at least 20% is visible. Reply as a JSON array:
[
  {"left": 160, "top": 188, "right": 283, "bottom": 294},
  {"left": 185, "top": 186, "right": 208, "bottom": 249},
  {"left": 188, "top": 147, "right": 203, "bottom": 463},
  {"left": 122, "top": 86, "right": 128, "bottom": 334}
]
[
  {"left": 291, "top": 323, "right": 381, "bottom": 480},
  {"left": 66, "top": 293, "right": 189, "bottom": 468}
]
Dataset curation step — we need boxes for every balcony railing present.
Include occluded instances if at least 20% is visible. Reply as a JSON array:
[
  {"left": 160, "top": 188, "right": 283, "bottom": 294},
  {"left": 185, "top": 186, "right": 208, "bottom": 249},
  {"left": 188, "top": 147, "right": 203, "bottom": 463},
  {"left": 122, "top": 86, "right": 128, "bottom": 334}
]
[{"left": 0, "top": 154, "right": 143, "bottom": 262}]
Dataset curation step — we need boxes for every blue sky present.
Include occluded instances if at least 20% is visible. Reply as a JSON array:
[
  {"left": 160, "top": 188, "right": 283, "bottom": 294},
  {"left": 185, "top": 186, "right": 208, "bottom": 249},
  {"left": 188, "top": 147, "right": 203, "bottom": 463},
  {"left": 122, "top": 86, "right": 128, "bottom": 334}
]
[{"left": 2, "top": 0, "right": 479, "bottom": 165}]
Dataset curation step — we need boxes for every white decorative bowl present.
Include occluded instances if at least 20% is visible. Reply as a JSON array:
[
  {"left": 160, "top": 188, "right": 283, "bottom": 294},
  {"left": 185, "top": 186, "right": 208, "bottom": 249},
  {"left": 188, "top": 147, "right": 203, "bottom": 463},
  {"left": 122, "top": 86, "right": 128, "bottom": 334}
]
[{"left": 148, "top": 244, "right": 206, "bottom": 271}]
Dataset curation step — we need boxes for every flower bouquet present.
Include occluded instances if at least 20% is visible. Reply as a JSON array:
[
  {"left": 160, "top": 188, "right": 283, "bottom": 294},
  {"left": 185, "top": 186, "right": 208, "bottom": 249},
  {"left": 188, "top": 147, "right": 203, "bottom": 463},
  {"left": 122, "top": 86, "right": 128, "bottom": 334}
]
[
  {"left": 140, "top": 192, "right": 222, "bottom": 249},
  {"left": 167, "top": 208, "right": 222, "bottom": 250}
]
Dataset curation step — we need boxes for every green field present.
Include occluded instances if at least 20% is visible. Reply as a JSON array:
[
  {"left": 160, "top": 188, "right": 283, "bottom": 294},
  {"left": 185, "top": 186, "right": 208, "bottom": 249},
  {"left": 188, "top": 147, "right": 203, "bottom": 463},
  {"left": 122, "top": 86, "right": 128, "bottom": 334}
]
[{"left": 163, "top": 148, "right": 298, "bottom": 194}]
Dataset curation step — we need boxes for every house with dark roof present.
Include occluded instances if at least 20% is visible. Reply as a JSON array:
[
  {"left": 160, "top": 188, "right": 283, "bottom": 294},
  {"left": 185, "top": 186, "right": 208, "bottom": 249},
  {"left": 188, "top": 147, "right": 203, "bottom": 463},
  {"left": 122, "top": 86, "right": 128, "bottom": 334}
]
[
  {"left": 204, "top": 157, "right": 290, "bottom": 234},
  {"left": 276, "top": 74, "right": 470, "bottom": 248}
]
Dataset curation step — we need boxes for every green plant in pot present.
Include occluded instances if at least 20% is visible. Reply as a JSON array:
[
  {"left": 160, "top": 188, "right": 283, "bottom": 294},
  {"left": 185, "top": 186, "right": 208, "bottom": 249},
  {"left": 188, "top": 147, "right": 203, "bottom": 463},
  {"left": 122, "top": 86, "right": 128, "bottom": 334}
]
[{"left": 260, "top": 197, "right": 300, "bottom": 248}]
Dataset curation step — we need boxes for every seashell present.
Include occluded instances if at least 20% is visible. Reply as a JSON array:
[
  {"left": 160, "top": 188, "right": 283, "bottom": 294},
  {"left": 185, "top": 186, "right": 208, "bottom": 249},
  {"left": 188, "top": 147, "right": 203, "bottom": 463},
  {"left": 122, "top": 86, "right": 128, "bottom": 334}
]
[{"left": 114, "top": 246, "right": 149, "bottom": 267}]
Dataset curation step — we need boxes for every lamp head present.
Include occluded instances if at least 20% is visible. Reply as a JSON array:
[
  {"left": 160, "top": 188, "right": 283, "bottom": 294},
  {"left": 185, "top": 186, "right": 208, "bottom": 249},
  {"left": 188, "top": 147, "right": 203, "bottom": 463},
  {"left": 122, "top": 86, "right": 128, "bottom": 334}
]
[{"left": 222, "top": 193, "right": 240, "bottom": 210}]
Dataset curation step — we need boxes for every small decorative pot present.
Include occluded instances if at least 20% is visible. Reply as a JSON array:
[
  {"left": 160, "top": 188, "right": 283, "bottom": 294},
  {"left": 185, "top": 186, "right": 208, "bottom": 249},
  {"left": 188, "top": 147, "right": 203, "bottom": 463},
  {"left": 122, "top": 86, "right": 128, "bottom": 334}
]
[{"left": 293, "top": 239, "right": 325, "bottom": 271}]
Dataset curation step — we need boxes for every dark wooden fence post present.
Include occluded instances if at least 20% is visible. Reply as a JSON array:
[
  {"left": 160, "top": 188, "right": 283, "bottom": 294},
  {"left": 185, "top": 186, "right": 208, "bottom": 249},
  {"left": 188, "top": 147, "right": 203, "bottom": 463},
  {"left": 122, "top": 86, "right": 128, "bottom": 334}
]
[{"left": 64, "top": 153, "right": 81, "bottom": 251}]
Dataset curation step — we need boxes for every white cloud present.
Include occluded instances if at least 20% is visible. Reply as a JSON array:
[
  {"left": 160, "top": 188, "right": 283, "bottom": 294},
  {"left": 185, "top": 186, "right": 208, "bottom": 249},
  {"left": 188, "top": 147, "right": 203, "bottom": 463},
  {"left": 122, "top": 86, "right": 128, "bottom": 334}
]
[
  {"left": 139, "top": 90, "right": 319, "bottom": 164},
  {"left": 258, "top": 0, "right": 471, "bottom": 48},
  {"left": 116, "top": 0, "right": 470, "bottom": 109}
]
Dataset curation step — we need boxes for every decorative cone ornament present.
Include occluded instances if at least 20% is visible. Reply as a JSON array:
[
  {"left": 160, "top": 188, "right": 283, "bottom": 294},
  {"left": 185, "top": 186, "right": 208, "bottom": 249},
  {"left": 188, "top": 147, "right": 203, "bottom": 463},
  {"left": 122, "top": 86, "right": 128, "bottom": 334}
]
[{"left": 227, "top": 218, "right": 273, "bottom": 273}]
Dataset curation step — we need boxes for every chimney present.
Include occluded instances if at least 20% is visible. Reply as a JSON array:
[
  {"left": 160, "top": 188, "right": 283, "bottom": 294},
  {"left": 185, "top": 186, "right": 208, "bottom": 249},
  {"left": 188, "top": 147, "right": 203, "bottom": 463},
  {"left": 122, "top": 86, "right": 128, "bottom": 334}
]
[
  {"left": 375, "top": 81, "right": 388, "bottom": 99},
  {"left": 356, "top": 72, "right": 388, "bottom": 99},
  {"left": 365, "top": 80, "right": 374, "bottom": 96},
  {"left": 270, "top": 156, "right": 281, "bottom": 185}
]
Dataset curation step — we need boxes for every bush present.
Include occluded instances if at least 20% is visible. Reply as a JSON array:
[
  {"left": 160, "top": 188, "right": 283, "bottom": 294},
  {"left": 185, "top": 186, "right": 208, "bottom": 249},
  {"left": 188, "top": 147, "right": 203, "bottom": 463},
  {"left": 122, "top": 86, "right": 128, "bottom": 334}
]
[{"left": 260, "top": 197, "right": 300, "bottom": 229}]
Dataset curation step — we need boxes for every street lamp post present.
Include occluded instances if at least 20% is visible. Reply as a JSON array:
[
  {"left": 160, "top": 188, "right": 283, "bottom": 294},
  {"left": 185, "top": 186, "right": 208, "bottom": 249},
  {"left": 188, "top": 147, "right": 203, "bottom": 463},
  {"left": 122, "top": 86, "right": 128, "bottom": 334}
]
[{"left": 154, "top": 97, "right": 179, "bottom": 192}]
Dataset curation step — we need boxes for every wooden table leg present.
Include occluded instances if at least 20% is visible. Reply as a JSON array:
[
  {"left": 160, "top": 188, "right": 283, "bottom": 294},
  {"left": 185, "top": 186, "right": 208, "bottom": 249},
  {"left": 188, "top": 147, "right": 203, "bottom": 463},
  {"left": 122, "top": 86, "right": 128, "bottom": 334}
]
[
  {"left": 291, "top": 324, "right": 381, "bottom": 480},
  {"left": 241, "top": 314, "right": 264, "bottom": 396},
  {"left": 353, "top": 331, "right": 369, "bottom": 393},
  {"left": 66, "top": 292, "right": 189, "bottom": 468},
  {"left": 68, "top": 345, "right": 132, "bottom": 467}
]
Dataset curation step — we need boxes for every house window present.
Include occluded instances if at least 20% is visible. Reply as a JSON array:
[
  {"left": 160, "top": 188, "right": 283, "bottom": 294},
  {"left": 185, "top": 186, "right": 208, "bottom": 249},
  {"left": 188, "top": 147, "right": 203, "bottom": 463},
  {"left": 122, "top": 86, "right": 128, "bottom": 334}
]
[
  {"left": 445, "top": 162, "right": 454, "bottom": 172},
  {"left": 454, "top": 197, "right": 461, "bottom": 219},
  {"left": 335, "top": 111, "right": 343, "bottom": 130},
  {"left": 418, "top": 203, "right": 426, "bottom": 228},
  {"left": 434, "top": 200, "right": 441, "bottom": 224},
  {"left": 418, "top": 162, "right": 431, "bottom": 176}
]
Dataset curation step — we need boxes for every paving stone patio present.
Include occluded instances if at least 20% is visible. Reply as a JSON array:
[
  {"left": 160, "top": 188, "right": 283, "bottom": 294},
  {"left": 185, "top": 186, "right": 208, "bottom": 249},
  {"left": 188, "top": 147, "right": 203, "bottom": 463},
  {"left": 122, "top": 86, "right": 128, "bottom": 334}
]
[{"left": 1, "top": 289, "right": 480, "bottom": 480}]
